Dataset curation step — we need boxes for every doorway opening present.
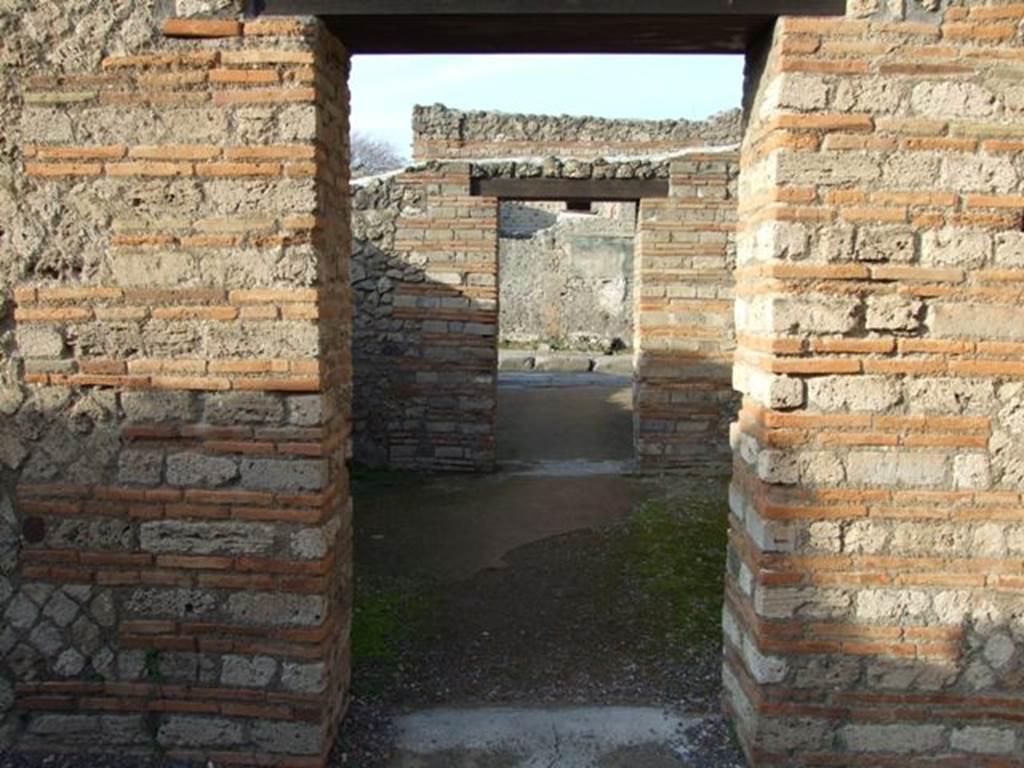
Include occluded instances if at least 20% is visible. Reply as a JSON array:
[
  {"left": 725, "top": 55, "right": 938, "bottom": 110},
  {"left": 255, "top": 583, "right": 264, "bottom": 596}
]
[
  {"left": 344, "top": 50, "right": 745, "bottom": 765},
  {"left": 496, "top": 196, "right": 637, "bottom": 474}
]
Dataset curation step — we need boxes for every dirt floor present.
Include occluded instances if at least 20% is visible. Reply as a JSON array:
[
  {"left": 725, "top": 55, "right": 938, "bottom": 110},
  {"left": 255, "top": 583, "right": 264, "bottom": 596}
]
[{"left": 331, "top": 372, "right": 745, "bottom": 767}]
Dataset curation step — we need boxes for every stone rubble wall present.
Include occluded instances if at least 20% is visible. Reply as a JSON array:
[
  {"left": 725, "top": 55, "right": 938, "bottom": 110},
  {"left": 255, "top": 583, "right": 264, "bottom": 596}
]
[
  {"left": 412, "top": 103, "right": 744, "bottom": 161},
  {"left": 0, "top": 7, "right": 352, "bottom": 765},
  {"left": 498, "top": 201, "right": 637, "bottom": 352},
  {"left": 726, "top": 1, "right": 1024, "bottom": 764}
]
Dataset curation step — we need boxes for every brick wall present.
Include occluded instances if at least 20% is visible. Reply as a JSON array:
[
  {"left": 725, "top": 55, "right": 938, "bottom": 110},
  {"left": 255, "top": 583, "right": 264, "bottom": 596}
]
[
  {"left": 726, "top": 2, "right": 1024, "bottom": 764},
  {"left": 353, "top": 153, "right": 739, "bottom": 473},
  {"left": 635, "top": 153, "right": 740, "bottom": 473},
  {"left": 2, "top": 12, "right": 353, "bottom": 765},
  {"left": 351, "top": 164, "right": 499, "bottom": 471}
]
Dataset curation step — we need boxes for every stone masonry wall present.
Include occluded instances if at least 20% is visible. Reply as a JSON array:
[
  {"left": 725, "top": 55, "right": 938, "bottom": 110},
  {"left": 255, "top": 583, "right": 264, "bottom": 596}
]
[
  {"left": 353, "top": 152, "right": 740, "bottom": 474},
  {"left": 1, "top": 7, "right": 353, "bottom": 765},
  {"left": 725, "top": 1, "right": 1024, "bottom": 765},
  {"left": 635, "top": 153, "right": 741, "bottom": 472},
  {"left": 412, "top": 103, "right": 744, "bottom": 161},
  {"left": 498, "top": 201, "right": 637, "bottom": 352},
  {"left": 351, "top": 166, "right": 499, "bottom": 471},
  {"left": 9, "top": 2, "right": 1024, "bottom": 766}
]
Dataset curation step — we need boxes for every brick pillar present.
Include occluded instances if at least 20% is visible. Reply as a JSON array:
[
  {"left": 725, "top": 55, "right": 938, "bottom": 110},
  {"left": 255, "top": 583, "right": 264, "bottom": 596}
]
[
  {"left": 726, "top": 3, "right": 1024, "bottom": 764},
  {"left": 4, "top": 16, "right": 352, "bottom": 765},
  {"left": 634, "top": 153, "right": 740, "bottom": 472}
]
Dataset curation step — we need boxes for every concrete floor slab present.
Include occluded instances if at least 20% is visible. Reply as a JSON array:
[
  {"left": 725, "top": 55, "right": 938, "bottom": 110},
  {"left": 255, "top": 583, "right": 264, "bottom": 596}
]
[{"left": 389, "top": 706, "right": 702, "bottom": 768}]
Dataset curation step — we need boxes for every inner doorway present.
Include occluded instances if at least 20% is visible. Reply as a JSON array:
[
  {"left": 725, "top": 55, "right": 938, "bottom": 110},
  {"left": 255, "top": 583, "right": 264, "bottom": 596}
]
[{"left": 495, "top": 194, "right": 638, "bottom": 473}]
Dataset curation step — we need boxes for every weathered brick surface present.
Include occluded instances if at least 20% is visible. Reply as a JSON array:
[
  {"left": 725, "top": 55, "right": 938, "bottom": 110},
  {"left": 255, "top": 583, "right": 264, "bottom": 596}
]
[
  {"left": 1, "top": 7, "right": 352, "bottom": 764},
  {"left": 635, "top": 154, "right": 740, "bottom": 472},
  {"left": 727, "top": 1, "right": 1024, "bottom": 765}
]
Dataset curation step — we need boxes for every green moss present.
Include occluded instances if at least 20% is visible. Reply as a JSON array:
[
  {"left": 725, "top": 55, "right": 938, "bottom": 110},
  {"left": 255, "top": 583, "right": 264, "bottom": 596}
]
[
  {"left": 350, "top": 465, "right": 426, "bottom": 493},
  {"left": 616, "top": 481, "right": 730, "bottom": 648},
  {"left": 350, "top": 575, "right": 435, "bottom": 696},
  {"left": 143, "top": 649, "right": 166, "bottom": 684}
]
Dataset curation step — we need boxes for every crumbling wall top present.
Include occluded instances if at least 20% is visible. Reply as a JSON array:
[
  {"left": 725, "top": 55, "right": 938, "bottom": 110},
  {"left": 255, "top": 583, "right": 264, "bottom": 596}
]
[{"left": 412, "top": 103, "right": 743, "bottom": 161}]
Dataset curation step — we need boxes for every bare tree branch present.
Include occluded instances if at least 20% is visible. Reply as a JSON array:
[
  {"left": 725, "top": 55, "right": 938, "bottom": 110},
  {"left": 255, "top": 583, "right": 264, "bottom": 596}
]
[{"left": 351, "top": 132, "right": 406, "bottom": 177}]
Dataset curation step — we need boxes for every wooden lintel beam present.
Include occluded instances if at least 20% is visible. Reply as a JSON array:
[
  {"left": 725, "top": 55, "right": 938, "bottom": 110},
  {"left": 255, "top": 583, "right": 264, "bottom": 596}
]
[
  {"left": 254, "top": 1, "right": 845, "bottom": 53},
  {"left": 470, "top": 178, "right": 669, "bottom": 202},
  {"left": 260, "top": 1, "right": 845, "bottom": 16}
]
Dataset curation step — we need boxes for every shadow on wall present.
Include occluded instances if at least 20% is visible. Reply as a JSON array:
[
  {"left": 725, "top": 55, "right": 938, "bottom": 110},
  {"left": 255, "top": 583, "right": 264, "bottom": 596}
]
[
  {"left": 350, "top": 230, "right": 739, "bottom": 475},
  {"left": 723, "top": 542, "right": 1024, "bottom": 760},
  {"left": 351, "top": 250, "right": 497, "bottom": 472},
  {"left": 634, "top": 352, "right": 738, "bottom": 475},
  {"left": 499, "top": 202, "right": 559, "bottom": 237}
]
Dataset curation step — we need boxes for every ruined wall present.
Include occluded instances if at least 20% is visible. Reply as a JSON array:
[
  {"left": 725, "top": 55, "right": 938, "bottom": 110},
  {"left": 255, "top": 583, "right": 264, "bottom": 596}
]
[
  {"left": 353, "top": 153, "right": 740, "bottom": 473},
  {"left": 499, "top": 201, "right": 637, "bottom": 352},
  {"left": 351, "top": 166, "right": 498, "bottom": 471},
  {"left": 0, "top": 5, "right": 353, "bottom": 764},
  {"left": 726, "top": 1, "right": 1024, "bottom": 764},
  {"left": 635, "top": 153, "right": 741, "bottom": 472},
  {"left": 351, "top": 105, "right": 747, "bottom": 473},
  {"left": 412, "top": 103, "right": 744, "bottom": 161}
]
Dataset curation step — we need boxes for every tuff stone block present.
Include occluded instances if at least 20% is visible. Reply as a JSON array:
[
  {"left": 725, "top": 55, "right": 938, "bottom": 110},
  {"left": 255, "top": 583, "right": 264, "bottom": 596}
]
[
  {"left": 238, "top": 457, "right": 327, "bottom": 491},
  {"left": 121, "top": 390, "right": 195, "bottom": 423},
  {"left": 157, "top": 716, "right": 244, "bottom": 749},
  {"left": 204, "top": 391, "right": 285, "bottom": 425},
  {"left": 166, "top": 451, "right": 239, "bottom": 487},
  {"left": 841, "top": 724, "right": 946, "bottom": 753},
  {"left": 139, "top": 520, "right": 276, "bottom": 556}
]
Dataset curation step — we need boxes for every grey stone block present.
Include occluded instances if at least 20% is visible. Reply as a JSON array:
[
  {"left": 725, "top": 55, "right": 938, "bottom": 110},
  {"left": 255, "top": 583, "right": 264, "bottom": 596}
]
[
  {"left": 157, "top": 716, "right": 244, "bottom": 748},
  {"left": 226, "top": 592, "right": 326, "bottom": 627},
  {"left": 287, "top": 395, "right": 323, "bottom": 426},
  {"left": 281, "top": 662, "right": 326, "bottom": 694},
  {"left": 239, "top": 457, "right": 327, "bottom": 492},
  {"left": 140, "top": 520, "right": 276, "bottom": 557},
  {"left": 121, "top": 390, "right": 195, "bottom": 423},
  {"left": 166, "top": 452, "right": 238, "bottom": 487},
  {"left": 118, "top": 449, "right": 164, "bottom": 486},
  {"left": 204, "top": 392, "right": 284, "bottom": 426},
  {"left": 220, "top": 655, "right": 277, "bottom": 688}
]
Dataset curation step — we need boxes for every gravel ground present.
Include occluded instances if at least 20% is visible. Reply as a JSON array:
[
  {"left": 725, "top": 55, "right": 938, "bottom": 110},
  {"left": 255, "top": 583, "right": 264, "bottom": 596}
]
[{"left": 330, "top": 476, "right": 747, "bottom": 767}]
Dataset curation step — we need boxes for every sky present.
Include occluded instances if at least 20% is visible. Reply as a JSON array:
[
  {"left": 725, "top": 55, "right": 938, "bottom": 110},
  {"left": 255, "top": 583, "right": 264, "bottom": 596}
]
[{"left": 349, "top": 54, "right": 745, "bottom": 160}]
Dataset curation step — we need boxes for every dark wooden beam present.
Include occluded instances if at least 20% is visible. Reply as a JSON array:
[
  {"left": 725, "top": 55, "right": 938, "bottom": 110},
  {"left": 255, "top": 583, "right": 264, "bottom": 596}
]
[
  {"left": 262, "top": 0, "right": 844, "bottom": 16},
  {"left": 470, "top": 178, "right": 669, "bottom": 202},
  {"left": 256, "top": 1, "right": 846, "bottom": 53}
]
